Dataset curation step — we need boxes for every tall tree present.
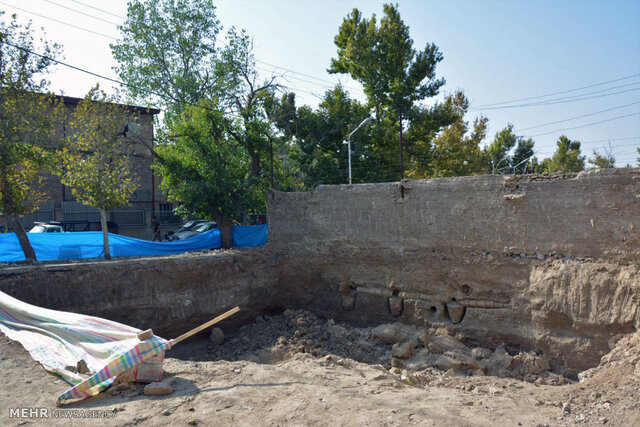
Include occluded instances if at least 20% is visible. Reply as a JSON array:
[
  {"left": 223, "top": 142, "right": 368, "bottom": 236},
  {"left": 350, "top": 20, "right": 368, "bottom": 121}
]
[
  {"left": 329, "top": 3, "right": 445, "bottom": 179},
  {"left": 58, "top": 86, "right": 140, "bottom": 260},
  {"left": 111, "top": 0, "right": 221, "bottom": 119},
  {"left": 485, "top": 124, "right": 535, "bottom": 174},
  {"left": 0, "top": 12, "right": 63, "bottom": 262},
  {"left": 114, "top": 1, "right": 282, "bottom": 245},
  {"left": 588, "top": 148, "right": 616, "bottom": 169},
  {"left": 429, "top": 91, "right": 488, "bottom": 177},
  {"left": 543, "top": 135, "right": 586, "bottom": 173}
]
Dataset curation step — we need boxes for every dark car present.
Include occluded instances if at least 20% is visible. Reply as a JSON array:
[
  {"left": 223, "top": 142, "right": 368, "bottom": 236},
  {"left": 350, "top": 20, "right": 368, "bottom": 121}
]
[
  {"left": 165, "top": 220, "right": 213, "bottom": 241},
  {"left": 170, "top": 221, "right": 217, "bottom": 240}
]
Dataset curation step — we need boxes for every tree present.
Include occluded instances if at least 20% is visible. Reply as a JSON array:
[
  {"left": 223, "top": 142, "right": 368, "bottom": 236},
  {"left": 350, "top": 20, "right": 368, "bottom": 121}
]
[
  {"left": 429, "top": 91, "right": 488, "bottom": 177},
  {"left": 111, "top": 0, "right": 221, "bottom": 120},
  {"left": 0, "top": 12, "right": 63, "bottom": 262},
  {"left": 114, "top": 1, "right": 284, "bottom": 246},
  {"left": 588, "top": 146, "right": 615, "bottom": 169},
  {"left": 329, "top": 3, "right": 445, "bottom": 179},
  {"left": 151, "top": 29, "right": 281, "bottom": 247},
  {"left": 543, "top": 135, "right": 586, "bottom": 173},
  {"left": 636, "top": 147, "right": 639, "bottom": 166},
  {"left": 57, "top": 86, "right": 140, "bottom": 260},
  {"left": 485, "top": 124, "right": 535, "bottom": 174}
]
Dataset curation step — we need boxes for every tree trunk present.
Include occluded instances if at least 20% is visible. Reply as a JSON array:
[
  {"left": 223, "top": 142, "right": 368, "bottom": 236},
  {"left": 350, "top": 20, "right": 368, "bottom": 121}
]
[
  {"left": 398, "top": 112, "right": 404, "bottom": 180},
  {"left": 7, "top": 213, "right": 37, "bottom": 263},
  {"left": 212, "top": 211, "right": 233, "bottom": 249},
  {"left": 100, "top": 208, "right": 111, "bottom": 260}
]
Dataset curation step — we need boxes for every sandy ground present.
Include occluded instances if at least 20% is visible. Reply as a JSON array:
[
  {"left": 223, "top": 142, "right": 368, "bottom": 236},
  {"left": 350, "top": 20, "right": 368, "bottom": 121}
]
[{"left": 1, "top": 312, "right": 639, "bottom": 426}]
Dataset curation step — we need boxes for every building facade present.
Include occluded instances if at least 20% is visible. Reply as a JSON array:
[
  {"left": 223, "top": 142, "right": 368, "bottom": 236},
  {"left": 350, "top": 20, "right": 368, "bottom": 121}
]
[{"left": 7, "top": 95, "right": 180, "bottom": 240}]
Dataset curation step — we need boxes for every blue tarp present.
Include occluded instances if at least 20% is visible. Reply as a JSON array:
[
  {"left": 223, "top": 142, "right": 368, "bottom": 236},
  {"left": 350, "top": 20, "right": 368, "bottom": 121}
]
[{"left": 0, "top": 224, "right": 268, "bottom": 262}]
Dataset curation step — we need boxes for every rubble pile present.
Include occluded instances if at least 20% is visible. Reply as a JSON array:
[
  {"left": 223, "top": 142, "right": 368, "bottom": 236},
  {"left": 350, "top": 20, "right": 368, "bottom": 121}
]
[{"left": 210, "top": 309, "right": 565, "bottom": 384}]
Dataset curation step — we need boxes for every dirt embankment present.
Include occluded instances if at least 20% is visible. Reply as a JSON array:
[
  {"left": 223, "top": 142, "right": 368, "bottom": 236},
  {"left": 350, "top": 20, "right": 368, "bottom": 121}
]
[{"left": 2, "top": 309, "right": 639, "bottom": 426}]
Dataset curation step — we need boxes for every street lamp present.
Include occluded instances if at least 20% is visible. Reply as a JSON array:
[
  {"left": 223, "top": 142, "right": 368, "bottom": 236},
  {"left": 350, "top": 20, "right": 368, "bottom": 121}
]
[{"left": 347, "top": 116, "right": 373, "bottom": 184}]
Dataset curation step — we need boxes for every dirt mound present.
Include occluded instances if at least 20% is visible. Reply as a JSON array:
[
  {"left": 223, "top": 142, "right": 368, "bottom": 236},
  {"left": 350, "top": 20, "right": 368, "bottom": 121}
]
[{"left": 209, "top": 309, "right": 567, "bottom": 384}]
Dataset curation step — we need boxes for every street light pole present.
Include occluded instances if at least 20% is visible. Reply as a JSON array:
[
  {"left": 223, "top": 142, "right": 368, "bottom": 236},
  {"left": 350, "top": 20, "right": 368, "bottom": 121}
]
[{"left": 347, "top": 116, "right": 373, "bottom": 184}]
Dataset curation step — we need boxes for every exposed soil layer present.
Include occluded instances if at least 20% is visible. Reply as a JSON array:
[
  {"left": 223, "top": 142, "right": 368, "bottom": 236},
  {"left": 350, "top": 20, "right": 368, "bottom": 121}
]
[{"left": 2, "top": 314, "right": 639, "bottom": 426}]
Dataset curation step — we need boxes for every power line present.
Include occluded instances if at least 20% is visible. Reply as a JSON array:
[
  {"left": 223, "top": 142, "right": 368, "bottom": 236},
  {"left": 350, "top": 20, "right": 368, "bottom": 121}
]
[
  {"left": 473, "top": 86, "right": 640, "bottom": 111},
  {"left": 514, "top": 101, "right": 640, "bottom": 132},
  {"left": 522, "top": 112, "right": 640, "bottom": 138},
  {"left": 70, "top": 0, "right": 125, "bottom": 20},
  {"left": 42, "top": 0, "right": 120, "bottom": 26},
  {"left": 3, "top": 1, "right": 365, "bottom": 97},
  {"left": 255, "top": 59, "right": 364, "bottom": 94},
  {"left": 474, "top": 73, "right": 640, "bottom": 108},
  {"left": 0, "top": 1, "right": 119, "bottom": 40}
]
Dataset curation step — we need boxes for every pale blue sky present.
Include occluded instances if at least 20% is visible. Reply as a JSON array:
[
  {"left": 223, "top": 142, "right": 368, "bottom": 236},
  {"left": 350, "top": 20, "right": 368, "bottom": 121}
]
[{"left": 2, "top": 0, "right": 639, "bottom": 165}]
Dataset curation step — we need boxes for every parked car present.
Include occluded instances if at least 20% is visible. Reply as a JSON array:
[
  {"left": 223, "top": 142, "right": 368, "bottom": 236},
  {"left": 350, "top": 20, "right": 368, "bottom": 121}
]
[
  {"left": 165, "top": 219, "right": 210, "bottom": 241},
  {"left": 28, "top": 220, "right": 119, "bottom": 234},
  {"left": 29, "top": 222, "right": 65, "bottom": 233},
  {"left": 169, "top": 221, "right": 217, "bottom": 240}
]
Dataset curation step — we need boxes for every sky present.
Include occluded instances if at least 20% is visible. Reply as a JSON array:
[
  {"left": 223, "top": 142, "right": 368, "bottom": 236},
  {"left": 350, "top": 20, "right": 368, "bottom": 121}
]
[{"left": 1, "top": 0, "right": 639, "bottom": 166}]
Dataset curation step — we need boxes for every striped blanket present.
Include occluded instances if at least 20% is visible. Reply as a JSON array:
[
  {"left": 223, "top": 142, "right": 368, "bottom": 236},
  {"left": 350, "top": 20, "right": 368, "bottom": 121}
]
[{"left": 0, "top": 291, "right": 171, "bottom": 405}]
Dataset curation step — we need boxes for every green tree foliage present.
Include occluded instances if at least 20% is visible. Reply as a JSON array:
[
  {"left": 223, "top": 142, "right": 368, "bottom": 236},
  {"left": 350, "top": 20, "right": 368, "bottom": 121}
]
[
  {"left": 541, "top": 135, "right": 586, "bottom": 173},
  {"left": 270, "top": 86, "right": 379, "bottom": 187},
  {"left": 0, "top": 12, "right": 62, "bottom": 262},
  {"left": 151, "top": 29, "right": 281, "bottom": 247},
  {"left": 111, "top": 0, "right": 221, "bottom": 119},
  {"left": 485, "top": 124, "right": 535, "bottom": 174},
  {"left": 155, "top": 101, "right": 254, "bottom": 248},
  {"left": 588, "top": 149, "right": 616, "bottom": 169},
  {"left": 329, "top": 3, "right": 445, "bottom": 179},
  {"left": 636, "top": 147, "right": 639, "bottom": 166},
  {"left": 58, "top": 86, "right": 140, "bottom": 260},
  {"left": 429, "top": 91, "right": 488, "bottom": 177},
  {"left": 114, "top": 2, "right": 282, "bottom": 244}
]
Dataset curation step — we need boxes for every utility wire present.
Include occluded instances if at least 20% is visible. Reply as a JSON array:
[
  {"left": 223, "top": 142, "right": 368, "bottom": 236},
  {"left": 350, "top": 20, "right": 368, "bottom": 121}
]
[
  {"left": 0, "top": 1, "right": 119, "bottom": 39},
  {"left": 3, "top": 1, "right": 364, "bottom": 96},
  {"left": 473, "top": 87, "right": 640, "bottom": 111},
  {"left": 522, "top": 112, "right": 640, "bottom": 138},
  {"left": 474, "top": 73, "right": 640, "bottom": 108},
  {"left": 70, "top": 0, "right": 125, "bottom": 20},
  {"left": 514, "top": 101, "right": 640, "bottom": 132},
  {"left": 42, "top": 0, "right": 120, "bottom": 26}
]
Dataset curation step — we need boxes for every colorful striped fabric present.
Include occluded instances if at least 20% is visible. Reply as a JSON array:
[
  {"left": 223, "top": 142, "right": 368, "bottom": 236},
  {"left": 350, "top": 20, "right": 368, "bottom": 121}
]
[{"left": 0, "top": 291, "right": 171, "bottom": 405}]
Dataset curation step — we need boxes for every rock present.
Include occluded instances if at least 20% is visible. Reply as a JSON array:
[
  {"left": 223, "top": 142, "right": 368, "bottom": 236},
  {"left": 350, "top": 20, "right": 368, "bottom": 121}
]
[
  {"left": 533, "top": 357, "right": 550, "bottom": 373},
  {"left": 116, "top": 383, "right": 130, "bottom": 391},
  {"left": 390, "top": 357, "right": 402, "bottom": 367},
  {"left": 436, "top": 351, "right": 479, "bottom": 372},
  {"left": 209, "top": 327, "right": 225, "bottom": 345},
  {"left": 489, "top": 387, "right": 502, "bottom": 396},
  {"left": 428, "top": 335, "right": 470, "bottom": 355},
  {"left": 635, "top": 360, "right": 640, "bottom": 378},
  {"left": 471, "top": 347, "right": 492, "bottom": 360},
  {"left": 589, "top": 391, "right": 602, "bottom": 401},
  {"left": 371, "top": 323, "right": 410, "bottom": 344},
  {"left": 472, "top": 369, "right": 486, "bottom": 376},
  {"left": 77, "top": 359, "right": 90, "bottom": 374},
  {"left": 488, "top": 347, "right": 513, "bottom": 371},
  {"left": 188, "top": 421, "right": 197, "bottom": 426},
  {"left": 536, "top": 252, "right": 544, "bottom": 260},
  {"left": 144, "top": 381, "right": 173, "bottom": 396},
  {"left": 162, "top": 409, "right": 172, "bottom": 416},
  {"left": 392, "top": 342, "right": 413, "bottom": 359},
  {"left": 418, "top": 332, "right": 432, "bottom": 346},
  {"left": 562, "top": 402, "right": 571, "bottom": 415},
  {"left": 443, "top": 368, "right": 455, "bottom": 377}
]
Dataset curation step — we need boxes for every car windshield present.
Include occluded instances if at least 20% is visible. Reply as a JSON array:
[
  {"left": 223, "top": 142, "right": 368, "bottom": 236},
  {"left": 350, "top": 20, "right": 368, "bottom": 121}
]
[
  {"left": 29, "top": 225, "right": 47, "bottom": 233},
  {"left": 194, "top": 223, "right": 212, "bottom": 232}
]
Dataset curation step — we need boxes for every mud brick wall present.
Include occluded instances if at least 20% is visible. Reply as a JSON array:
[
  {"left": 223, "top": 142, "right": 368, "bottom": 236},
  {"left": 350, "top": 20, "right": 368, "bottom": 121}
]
[
  {"left": 268, "top": 168, "right": 640, "bottom": 260},
  {"left": 267, "top": 169, "right": 640, "bottom": 375}
]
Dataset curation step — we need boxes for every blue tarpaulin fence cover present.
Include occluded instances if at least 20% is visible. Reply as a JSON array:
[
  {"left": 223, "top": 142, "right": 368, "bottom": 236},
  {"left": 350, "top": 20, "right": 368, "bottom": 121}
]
[{"left": 0, "top": 224, "right": 268, "bottom": 262}]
